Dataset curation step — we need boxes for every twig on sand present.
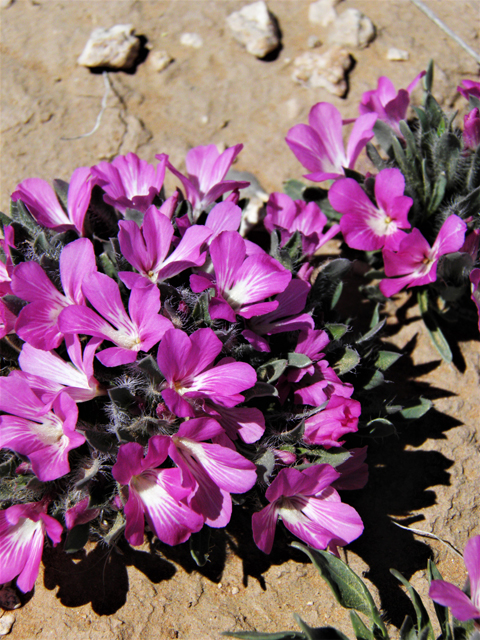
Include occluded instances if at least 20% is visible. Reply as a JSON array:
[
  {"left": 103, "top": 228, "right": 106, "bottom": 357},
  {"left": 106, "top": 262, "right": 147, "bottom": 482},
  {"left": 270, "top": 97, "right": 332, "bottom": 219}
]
[{"left": 61, "top": 71, "right": 111, "bottom": 141}]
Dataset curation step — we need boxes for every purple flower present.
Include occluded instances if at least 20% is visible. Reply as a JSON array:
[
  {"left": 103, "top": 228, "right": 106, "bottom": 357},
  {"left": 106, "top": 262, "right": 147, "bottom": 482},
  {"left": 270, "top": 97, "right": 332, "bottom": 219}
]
[
  {"left": 161, "top": 144, "right": 249, "bottom": 221},
  {"left": 157, "top": 327, "right": 257, "bottom": 418},
  {"left": 11, "top": 167, "right": 94, "bottom": 235},
  {"left": 64, "top": 497, "right": 100, "bottom": 530},
  {"left": 359, "top": 72, "right": 425, "bottom": 137},
  {"left": 329, "top": 168, "right": 412, "bottom": 251},
  {"left": 252, "top": 465, "right": 364, "bottom": 554},
  {"left": 0, "top": 225, "right": 15, "bottom": 296},
  {"left": 458, "top": 79, "right": 480, "bottom": 101},
  {"left": 265, "top": 192, "right": 340, "bottom": 256},
  {"left": 12, "top": 238, "right": 97, "bottom": 350},
  {"left": 380, "top": 215, "right": 467, "bottom": 297},
  {"left": 166, "top": 418, "right": 257, "bottom": 528},
  {"left": 59, "top": 273, "right": 173, "bottom": 367},
  {"left": 0, "top": 300, "right": 16, "bottom": 340},
  {"left": 429, "top": 535, "right": 480, "bottom": 621},
  {"left": 91, "top": 153, "right": 166, "bottom": 215},
  {"left": 304, "top": 395, "right": 361, "bottom": 447},
  {"left": 0, "top": 502, "right": 63, "bottom": 593},
  {"left": 286, "top": 102, "right": 377, "bottom": 182},
  {"left": 0, "top": 378, "right": 85, "bottom": 482},
  {"left": 112, "top": 437, "right": 204, "bottom": 546},
  {"left": 242, "top": 279, "right": 314, "bottom": 352},
  {"left": 118, "top": 204, "right": 211, "bottom": 288},
  {"left": 190, "top": 231, "right": 291, "bottom": 322},
  {"left": 464, "top": 108, "right": 480, "bottom": 150},
  {"left": 15, "top": 335, "right": 104, "bottom": 403}
]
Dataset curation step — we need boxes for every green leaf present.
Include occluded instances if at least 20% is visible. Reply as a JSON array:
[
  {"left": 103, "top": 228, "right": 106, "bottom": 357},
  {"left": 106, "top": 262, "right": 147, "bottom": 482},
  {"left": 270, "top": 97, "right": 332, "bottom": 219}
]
[
  {"left": 399, "top": 397, "right": 432, "bottom": 420},
  {"left": 279, "top": 420, "right": 305, "bottom": 443},
  {"left": 222, "top": 631, "right": 303, "bottom": 639},
  {"left": 417, "top": 290, "right": 452, "bottom": 363},
  {"left": 362, "top": 370, "right": 384, "bottom": 391},
  {"left": 399, "top": 121, "right": 420, "bottom": 162},
  {"left": 369, "top": 304, "right": 380, "bottom": 330},
  {"left": 257, "top": 358, "right": 288, "bottom": 384},
  {"left": 356, "top": 320, "right": 386, "bottom": 344},
  {"left": 99, "top": 251, "right": 118, "bottom": 279},
  {"left": 331, "top": 281, "right": 344, "bottom": 310},
  {"left": 365, "top": 418, "right": 396, "bottom": 438},
  {"left": 243, "top": 382, "right": 278, "bottom": 401},
  {"left": 288, "top": 353, "right": 313, "bottom": 368},
  {"left": 192, "top": 291, "right": 212, "bottom": 324},
  {"left": 53, "top": 178, "right": 70, "bottom": 211},
  {"left": 255, "top": 449, "right": 276, "bottom": 482},
  {"left": 375, "top": 351, "right": 401, "bottom": 371},
  {"left": 467, "top": 143, "right": 480, "bottom": 190},
  {"left": 102, "top": 511, "right": 126, "bottom": 546},
  {"left": 291, "top": 542, "right": 387, "bottom": 636},
  {"left": 427, "top": 560, "right": 452, "bottom": 640},
  {"left": 390, "top": 569, "right": 434, "bottom": 640},
  {"left": 124, "top": 208, "right": 145, "bottom": 226},
  {"left": 349, "top": 611, "right": 375, "bottom": 640},
  {"left": 423, "top": 60, "right": 434, "bottom": 93},
  {"left": 137, "top": 355, "right": 164, "bottom": 384},
  {"left": 190, "top": 525, "right": 211, "bottom": 567},
  {"left": 326, "top": 324, "right": 349, "bottom": 341},
  {"left": 294, "top": 615, "right": 351, "bottom": 640},
  {"left": 373, "top": 120, "right": 396, "bottom": 155},
  {"left": 10, "top": 198, "right": 41, "bottom": 237},
  {"left": 64, "top": 523, "right": 90, "bottom": 554},
  {"left": 300, "top": 448, "right": 351, "bottom": 468},
  {"left": 310, "top": 259, "right": 351, "bottom": 310},
  {"left": 283, "top": 178, "right": 306, "bottom": 201},
  {"left": 366, "top": 143, "right": 386, "bottom": 172},
  {"left": 399, "top": 616, "right": 417, "bottom": 640},
  {"left": 108, "top": 387, "right": 136, "bottom": 410},
  {"left": 334, "top": 347, "right": 360, "bottom": 375}
]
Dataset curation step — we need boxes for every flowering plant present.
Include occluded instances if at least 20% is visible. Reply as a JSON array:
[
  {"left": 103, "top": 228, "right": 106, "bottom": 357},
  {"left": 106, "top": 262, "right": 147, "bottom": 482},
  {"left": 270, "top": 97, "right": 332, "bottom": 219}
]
[
  {"left": 285, "top": 64, "right": 480, "bottom": 363},
  {"left": 0, "top": 134, "right": 413, "bottom": 599}
]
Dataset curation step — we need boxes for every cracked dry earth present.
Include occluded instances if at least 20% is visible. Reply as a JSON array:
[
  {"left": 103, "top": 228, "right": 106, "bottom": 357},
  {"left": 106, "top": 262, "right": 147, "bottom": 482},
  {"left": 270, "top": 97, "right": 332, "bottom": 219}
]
[{"left": 1, "top": 1, "right": 480, "bottom": 638}]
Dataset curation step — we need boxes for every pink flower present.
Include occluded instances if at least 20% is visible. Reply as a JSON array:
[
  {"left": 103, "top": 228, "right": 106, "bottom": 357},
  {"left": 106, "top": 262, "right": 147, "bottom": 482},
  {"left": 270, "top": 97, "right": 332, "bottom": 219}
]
[
  {"left": 470, "top": 268, "right": 480, "bottom": 330},
  {"left": 161, "top": 144, "right": 249, "bottom": 221},
  {"left": 166, "top": 418, "right": 257, "bottom": 528},
  {"left": 332, "top": 447, "right": 368, "bottom": 491},
  {"left": 112, "top": 437, "right": 204, "bottom": 546},
  {"left": 359, "top": 72, "right": 425, "bottom": 137},
  {"left": 286, "top": 102, "right": 377, "bottom": 182},
  {"left": 265, "top": 192, "right": 340, "bottom": 256},
  {"left": 458, "top": 79, "right": 480, "bottom": 101},
  {"left": 59, "top": 273, "right": 173, "bottom": 367},
  {"left": 12, "top": 238, "right": 97, "bottom": 350},
  {"left": 15, "top": 335, "right": 104, "bottom": 403},
  {"left": 64, "top": 497, "right": 100, "bottom": 530},
  {"left": 252, "top": 465, "right": 363, "bottom": 554},
  {"left": 11, "top": 167, "right": 94, "bottom": 235},
  {"left": 242, "top": 279, "right": 314, "bottom": 352},
  {"left": 118, "top": 204, "right": 211, "bottom": 288},
  {"left": 304, "top": 395, "right": 361, "bottom": 447},
  {"left": 329, "top": 168, "right": 412, "bottom": 251},
  {"left": 429, "top": 535, "right": 480, "bottom": 621},
  {"left": 464, "top": 108, "right": 480, "bottom": 150},
  {"left": 157, "top": 327, "right": 257, "bottom": 418},
  {"left": 0, "top": 502, "right": 63, "bottom": 592},
  {"left": 190, "top": 231, "right": 291, "bottom": 322},
  {"left": 0, "top": 299, "right": 16, "bottom": 340},
  {"left": 379, "top": 215, "right": 467, "bottom": 297},
  {"left": 91, "top": 153, "right": 166, "bottom": 215},
  {"left": 0, "top": 378, "right": 84, "bottom": 482}
]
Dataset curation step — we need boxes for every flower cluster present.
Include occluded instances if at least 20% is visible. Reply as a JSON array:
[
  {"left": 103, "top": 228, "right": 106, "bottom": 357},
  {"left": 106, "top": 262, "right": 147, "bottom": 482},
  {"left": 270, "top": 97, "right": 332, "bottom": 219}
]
[
  {"left": 0, "top": 142, "right": 378, "bottom": 596},
  {"left": 286, "top": 66, "right": 480, "bottom": 362}
]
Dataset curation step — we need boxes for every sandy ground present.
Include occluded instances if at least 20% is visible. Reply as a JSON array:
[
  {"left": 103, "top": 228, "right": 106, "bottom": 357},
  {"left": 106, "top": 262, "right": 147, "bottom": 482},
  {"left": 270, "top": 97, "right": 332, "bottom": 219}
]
[{"left": 1, "top": 1, "right": 480, "bottom": 638}]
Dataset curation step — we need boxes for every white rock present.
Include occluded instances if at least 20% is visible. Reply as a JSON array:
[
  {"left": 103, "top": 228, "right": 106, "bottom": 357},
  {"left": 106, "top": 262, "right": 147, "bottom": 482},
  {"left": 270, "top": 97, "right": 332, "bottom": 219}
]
[
  {"left": 227, "top": 170, "right": 269, "bottom": 236},
  {"left": 308, "top": 0, "right": 342, "bottom": 27},
  {"left": 386, "top": 47, "right": 409, "bottom": 61},
  {"left": 180, "top": 33, "right": 203, "bottom": 49},
  {"left": 148, "top": 49, "right": 173, "bottom": 72},
  {"left": 327, "top": 8, "right": 375, "bottom": 49},
  {"left": 292, "top": 47, "right": 352, "bottom": 97},
  {"left": 226, "top": 1, "right": 280, "bottom": 58},
  {"left": 1, "top": 0, "right": 15, "bottom": 8},
  {"left": 0, "top": 613, "right": 15, "bottom": 636},
  {"left": 78, "top": 25, "right": 140, "bottom": 69}
]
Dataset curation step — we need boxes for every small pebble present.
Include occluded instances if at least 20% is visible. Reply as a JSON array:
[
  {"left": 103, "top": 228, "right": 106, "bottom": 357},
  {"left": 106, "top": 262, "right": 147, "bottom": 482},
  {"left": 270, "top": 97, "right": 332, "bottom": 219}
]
[
  {"left": 226, "top": 1, "right": 280, "bottom": 58},
  {"left": 180, "top": 33, "right": 203, "bottom": 48},
  {"left": 0, "top": 613, "right": 15, "bottom": 637},
  {"left": 307, "top": 35, "right": 322, "bottom": 48},
  {"left": 0, "top": 0, "right": 15, "bottom": 8},
  {"left": 308, "top": 0, "right": 342, "bottom": 27},
  {"left": 327, "top": 8, "right": 375, "bottom": 49},
  {"left": 148, "top": 49, "right": 173, "bottom": 72},
  {"left": 78, "top": 24, "right": 141, "bottom": 70},
  {"left": 386, "top": 47, "right": 409, "bottom": 61},
  {"left": 231, "top": 587, "right": 239, "bottom": 595}
]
